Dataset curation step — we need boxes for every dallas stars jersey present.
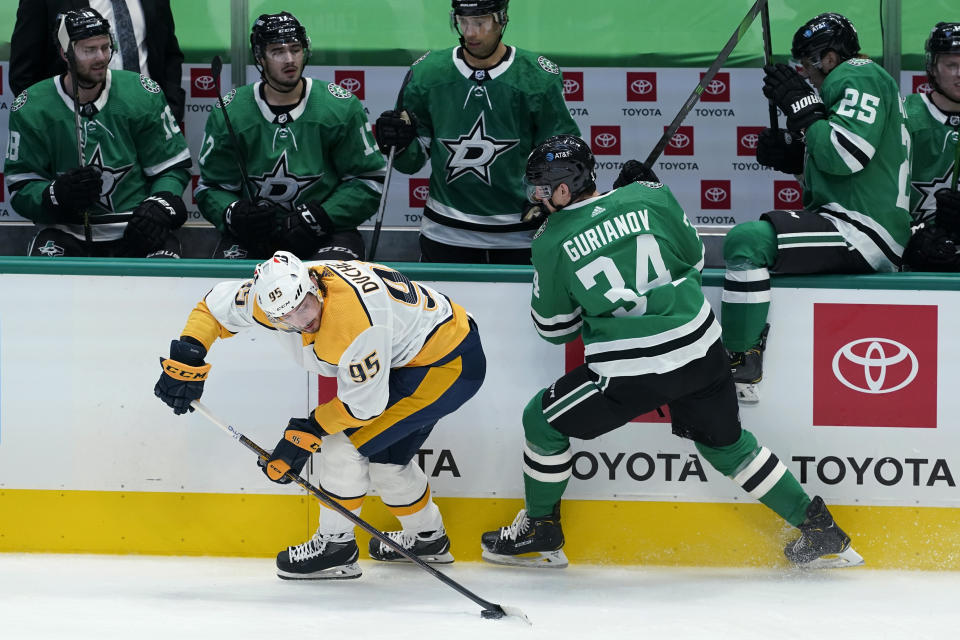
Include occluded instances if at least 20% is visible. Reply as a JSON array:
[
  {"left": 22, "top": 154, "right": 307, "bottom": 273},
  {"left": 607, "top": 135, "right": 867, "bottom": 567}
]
[
  {"left": 5, "top": 70, "right": 191, "bottom": 240},
  {"left": 905, "top": 91, "right": 960, "bottom": 221},
  {"left": 181, "top": 260, "right": 471, "bottom": 435},
  {"left": 802, "top": 58, "right": 911, "bottom": 270},
  {"left": 530, "top": 181, "right": 720, "bottom": 377},
  {"left": 394, "top": 46, "right": 580, "bottom": 249},
  {"left": 196, "top": 79, "right": 386, "bottom": 231}
]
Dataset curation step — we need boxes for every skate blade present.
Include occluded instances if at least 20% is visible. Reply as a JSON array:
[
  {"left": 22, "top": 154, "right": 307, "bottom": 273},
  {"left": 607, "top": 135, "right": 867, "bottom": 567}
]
[
  {"left": 277, "top": 562, "right": 362, "bottom": 580},
  {"left": 481, "top": 548, "right": 568, "bottom": 569},
  {"left": 798, "top": 546, "right": 865, "bottom": 570},
  {"left": 735, "top": 382, "right": 760, "bottom": 405},
  {"left": 371, "top": 551, "right": 455, "bottom": 564}
]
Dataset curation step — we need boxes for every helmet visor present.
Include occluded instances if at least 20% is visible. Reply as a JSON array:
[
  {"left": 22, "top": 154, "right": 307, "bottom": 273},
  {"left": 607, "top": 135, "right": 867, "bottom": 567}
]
[
  {"left": 270, "top": 292, "right": 321, "bottom": 333},
  {"left": 523, "top": 176, "right": 553, "bottom": 203}
]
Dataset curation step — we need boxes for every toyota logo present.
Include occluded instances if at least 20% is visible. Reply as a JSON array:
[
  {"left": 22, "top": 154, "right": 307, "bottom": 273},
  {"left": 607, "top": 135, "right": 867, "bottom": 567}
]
[
  {"left": 339, "top": 78, "right": 361, "bottom": 93},
  {"left": 631, "top": 79, "right": 653, "bottom": 95},
  {"left": 704, "top": 187, "right": 727, "bottom": 202},
  {"left": 412, "top": 185, "right": 430, "bottom": 201},
  {"left": 832, "top": 338, "right": 918, "bottom": 394},
  {"left": 669, "top": 133, "right": 690, "bottom": 148},
  {"left": 917, "top": 82, "right": 933, "bottom": 94},
  {"left": 594, "top": 132, "right": 618, "bottom": 148},
  {"left": 778, "top": 187, "right": 801, "bottom": 203},
  {"left": 563, "top": 79, "right": 581, "bottom": 94},
  {"left": 194, "top": 75, "right": 215, "bottom": 91},
  {"left": 705, "top": 79, "right": 726, "bottom": 95},
  {"left": 741, "top": 133, "right": 759, "bottom": 149}
]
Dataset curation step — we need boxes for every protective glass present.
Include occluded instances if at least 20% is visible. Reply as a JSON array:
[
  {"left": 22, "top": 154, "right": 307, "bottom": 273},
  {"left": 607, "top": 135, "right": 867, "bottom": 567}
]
[
  {"left": 454, "top": 14, "right": 497, "bottom": 32},
  {"left": 264, "top": 42, "right": 304, "bottom": 61},
  {"left": 271, "top": 292, "right": 321, "bottom": 333},
  {"left": 523, "top": 176, "right": 553, "bottom": 203}
]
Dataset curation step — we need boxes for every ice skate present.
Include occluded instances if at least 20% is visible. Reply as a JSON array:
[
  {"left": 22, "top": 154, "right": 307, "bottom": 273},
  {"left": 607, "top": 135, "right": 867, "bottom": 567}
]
[
  {"left": 369, "top": 528, "right": 454, "bottom": 564},
  {"left": 785, "top": 496, "right": 864, "bottom": 569},
  {"left": 729, "top": 323, "right": 769, "bottom": 405},
  {"left": 481, "top": 504, "right": 568, "bottom": 569},
  {"left": 276, "top": 531, "right": 362, "bottom": 580}
]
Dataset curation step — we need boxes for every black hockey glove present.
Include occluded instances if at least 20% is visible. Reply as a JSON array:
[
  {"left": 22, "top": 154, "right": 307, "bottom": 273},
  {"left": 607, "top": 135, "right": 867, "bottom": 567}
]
[
  {"left": 762, "top": 63, "right": 827, "bottom": 135},
  {"left": 521, "top": 202, "right": 550, "bottom": 226},
  {"left": 260, "top": 415, "right": 329, "bottom": 484},
  {"left": 934, "top": 189, "right": 960, "bottom": 235},
  {"left": 123, "top": 192, "right": 188, "bottom": 255},
  {"left": 903, "top": 223, "right": 960, "bottom": 272},
  {"left": 612, "top": 159, "right": 660, "bottom": 189},
  {"left": 374, "top": 109, "right": 418, "bottom": 154},
  {"left": 225, "top": 199, "right": 279, "bottom": 242},
  {"left": 275, "top": 202, "right": 331, "bottom": 258},
  {"left": 756, "top": 128, "right": 806, "bottom": 175},
  {"left": 155, "top": 338, "right": 210, "bottom": 415},
  {"left": 43, "top": 166, "right": 103, "bottom": 219}
]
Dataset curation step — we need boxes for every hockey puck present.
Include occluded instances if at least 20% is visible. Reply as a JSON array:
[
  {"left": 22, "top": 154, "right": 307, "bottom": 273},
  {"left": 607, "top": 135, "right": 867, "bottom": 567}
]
[{"left": 481, "top": 608, "right": 505, "bottom": 620}]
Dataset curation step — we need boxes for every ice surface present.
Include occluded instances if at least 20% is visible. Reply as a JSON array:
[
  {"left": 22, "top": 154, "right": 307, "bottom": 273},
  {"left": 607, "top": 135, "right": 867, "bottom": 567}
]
[{"left": 1, "top": 553, "right": 958, "bottom": 639}]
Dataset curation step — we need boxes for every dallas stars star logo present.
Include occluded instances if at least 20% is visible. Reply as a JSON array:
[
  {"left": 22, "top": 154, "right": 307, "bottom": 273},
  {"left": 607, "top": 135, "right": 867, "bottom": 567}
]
[
  {"left": 250, "top": 151, "right": 323, "bottom": 211},
  {"left": 912, "top": 162, "right": 958, "bottom": 219},
  {"left": 439, "top": 113, "right": 519, "bottom": 185},
  {"left": 86, "top": 145, "right": 132, "bottom": 211}
]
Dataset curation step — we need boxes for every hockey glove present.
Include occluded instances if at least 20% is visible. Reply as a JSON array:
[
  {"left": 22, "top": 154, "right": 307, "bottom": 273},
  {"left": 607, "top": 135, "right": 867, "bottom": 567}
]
[
  {"left": 612, "top": 159, "right": 660, "bottom": 189},
  {"left": 275, "top": 202, "right": 331, "bottom": 258},
  {"left": 42, "top": 166, "right": 103, "bottom": 220},
  {"left": 521, "top": 202, "right": 550, "bottom": 226},
  {"left": 155, "top": 339, "right": 211, "bottom": 415},
  {"left": 374, "top": 109, "right": 418, "bottom": 154},
  {"left": 762, "top": 63, "right": 827, "bottom": 135},
  {"left": 903, "top": 223, "right": 960, "bottom": 272},
  {"left": 123, "top": 192, "right": 188, "bottom": 255},
  {"left": 225, "top": 199, "right": 279, "bottom": 242},
  {"left": 756, "top": 128, "right": 806, "bottom": 175},
  {"left": 260, "top": 415, "right": 329, "bottom": 484},
  {"left": 934, "top": 189, "right": 960, "bottom": 236}
]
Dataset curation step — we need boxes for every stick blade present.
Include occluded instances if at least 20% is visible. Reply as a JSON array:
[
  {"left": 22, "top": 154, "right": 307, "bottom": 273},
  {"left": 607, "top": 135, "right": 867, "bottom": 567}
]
[{"left": 481, "top": 604, "right": 531, "bottom": 625}]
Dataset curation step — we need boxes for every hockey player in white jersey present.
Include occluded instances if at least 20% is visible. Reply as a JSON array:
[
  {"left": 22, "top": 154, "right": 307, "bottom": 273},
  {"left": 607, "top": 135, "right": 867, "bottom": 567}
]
[{"left": 154, "top": 252, "right": 485, "bottom": 579}]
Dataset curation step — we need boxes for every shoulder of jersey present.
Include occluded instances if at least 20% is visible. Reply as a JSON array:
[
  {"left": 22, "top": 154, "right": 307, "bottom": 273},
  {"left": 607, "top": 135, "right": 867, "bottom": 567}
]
[{"left": 514, "top": 48, "right": 563, "bottom": 78}]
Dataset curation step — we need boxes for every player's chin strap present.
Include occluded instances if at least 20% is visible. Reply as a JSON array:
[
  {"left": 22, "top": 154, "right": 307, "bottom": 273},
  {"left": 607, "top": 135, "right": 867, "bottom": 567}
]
[{"left": 187, "top": 400, "right": 530, "bottom": 624}]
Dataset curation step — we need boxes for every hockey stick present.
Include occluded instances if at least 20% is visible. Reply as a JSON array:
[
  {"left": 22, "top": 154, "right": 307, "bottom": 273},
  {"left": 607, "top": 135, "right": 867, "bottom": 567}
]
[
  {"left": 211, "top": 55, "right": 255, "bottom": 201},
  {"left": 643, "top": 0, "right": 769, "bottom": 169},
  {"left": 189, "top": 400, "right": 530, "bottom": 624},
  {"left": 952, "top": 128, "right": 960, "bottom": 191},
  {"left": 760, "top": 1, "right": 778, "bottom": 131}
]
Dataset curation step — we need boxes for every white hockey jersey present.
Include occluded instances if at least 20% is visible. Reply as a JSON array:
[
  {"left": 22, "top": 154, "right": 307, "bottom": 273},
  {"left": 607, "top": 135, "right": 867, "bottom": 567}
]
[{"left": 180, "top": 260, "right": 471, "bottom": 434}]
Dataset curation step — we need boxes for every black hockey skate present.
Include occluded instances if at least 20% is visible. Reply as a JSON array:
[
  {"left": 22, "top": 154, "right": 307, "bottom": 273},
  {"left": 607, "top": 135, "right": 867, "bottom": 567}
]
[
  {"left": 728, "top": 323, "right": 770, "bottom": 405},
  {"left": 276, "top": 531, "right": 362, "bottom": 580},
  {"left": 369, "top": 528, "right": 454, "bottom": 564},
  {"left": 481, "top": 503, "right": 567, "bottom": 569},
  {"left": 785, "top": 496, "right": 864, "bottom": 569}
]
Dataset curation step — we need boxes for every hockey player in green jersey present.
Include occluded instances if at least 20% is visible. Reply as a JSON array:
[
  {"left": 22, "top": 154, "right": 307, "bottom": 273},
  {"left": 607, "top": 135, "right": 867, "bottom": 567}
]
[
  {"left": 480, "top": 135, "right": 862, "bottom": 570},
  {"left": 196, "top": 12, "right": 386, "bottom": 260},
  {"left": 902, "top": 22, "right": 960, "bottom": 271},
  {"left": 373, "top": 0, "right": 580, "bottom": 264},
  {"left": 723, "top": 13, "right": 911, "bottom": 403},
  {"left": 4, "top": 9, "right": 191, "bottom": 258}
]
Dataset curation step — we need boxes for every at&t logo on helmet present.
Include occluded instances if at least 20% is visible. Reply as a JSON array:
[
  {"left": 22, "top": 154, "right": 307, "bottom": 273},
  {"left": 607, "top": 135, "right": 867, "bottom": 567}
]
[
  {"left": 737, "top": 126, "right": 765, "bottom": 156},
  {"left": 590, "top": 126, "right": 621, "bottom": 155},
  {"left": 626, "top": 71, "right": 657, "bottom": 102},
  {"left": 664, "top": 126, "right": 694, "bottom": 156},
  {"left": 335, "top": 70, "right": 365, "bottom": 100}
]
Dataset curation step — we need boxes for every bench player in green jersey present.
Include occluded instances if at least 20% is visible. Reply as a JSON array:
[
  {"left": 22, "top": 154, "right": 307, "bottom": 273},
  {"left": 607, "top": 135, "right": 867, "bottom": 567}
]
[
  {"left": 724, "top": 13, "right": 911, "bottom": 403},
  {"left": 902, "top": 22, "right": 960, "bottom": 271},
  {"left": 196, "top": 12, "right": 386, "bottom": 261},
  {"left": 4, "top": 9, "right": 191, "bottom": 258},
  {"left": 372, "top": 0, "right": 579, "bottom": 264},
  {"left": 479, "top": 135, "right": 862, "bottom": 570}
]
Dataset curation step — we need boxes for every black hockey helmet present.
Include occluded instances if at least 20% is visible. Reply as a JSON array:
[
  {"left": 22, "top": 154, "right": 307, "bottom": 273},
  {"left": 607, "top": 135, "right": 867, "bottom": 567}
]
[
  {"left": 55, "top": 8, "right": 116, "bottom": 56},
  {"left": 452, "top": 0, "right": 509, "bottom": 21},
  {"left": 791, "top": 13, "right": 860, "bottom": 66},
  {"left": 926, "top": 22, "right": 960, "bottom": 89},
  {"left": 250, "top": 12, "right": 310, "bottom": 63},
  {"left": 524, "top": 135, "right": 597, "bottom": 206}
]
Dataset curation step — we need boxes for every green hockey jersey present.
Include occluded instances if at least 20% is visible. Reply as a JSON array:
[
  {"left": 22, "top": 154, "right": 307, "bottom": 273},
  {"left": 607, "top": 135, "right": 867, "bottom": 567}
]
[
  {"left": 196, "top": 78, "right": 386, "bottom": 231},
  {"left": 904, "top": 91, "right": 960, "bottom": 221},
  {"left": 802, "top": 58, "right": 911, "bottom": 270},
  {"left": 530, "top": 181, "right": 720, "bottom": 377},
  {"left": 394, "top": 46, "right": 580, "bottom": 249},
  {"left": 4, "top": 70, "right": 191, "bottom": 240}
]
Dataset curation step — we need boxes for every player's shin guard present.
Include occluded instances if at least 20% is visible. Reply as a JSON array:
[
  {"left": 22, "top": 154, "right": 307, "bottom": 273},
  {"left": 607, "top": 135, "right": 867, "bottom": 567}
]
[
  {"left": 521, "top": 390, "right": 573, "bottom": 518},
  {"left": 696, "top": 429, "right": 810, "bottom": 526}
]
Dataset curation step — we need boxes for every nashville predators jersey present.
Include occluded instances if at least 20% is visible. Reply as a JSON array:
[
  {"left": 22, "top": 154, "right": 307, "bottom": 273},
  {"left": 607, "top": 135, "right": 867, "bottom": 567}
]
[
  {"left": 180, "top": 260, "right": 471, "bottom": 434},
  {"left": 904, "top": 92, "right": 960, "bottom": 221}
]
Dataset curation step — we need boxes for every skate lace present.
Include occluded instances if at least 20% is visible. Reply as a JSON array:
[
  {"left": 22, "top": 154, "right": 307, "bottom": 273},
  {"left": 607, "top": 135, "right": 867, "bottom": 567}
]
[
  {"left": 377, "top": 530, "right": 417, "bottom": 554},
  {"left": 288, "top": 534, "right": 340, "bottom": 563},
  {"left": 498, "top": 510, "right": 531, "bottom": 541}
]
